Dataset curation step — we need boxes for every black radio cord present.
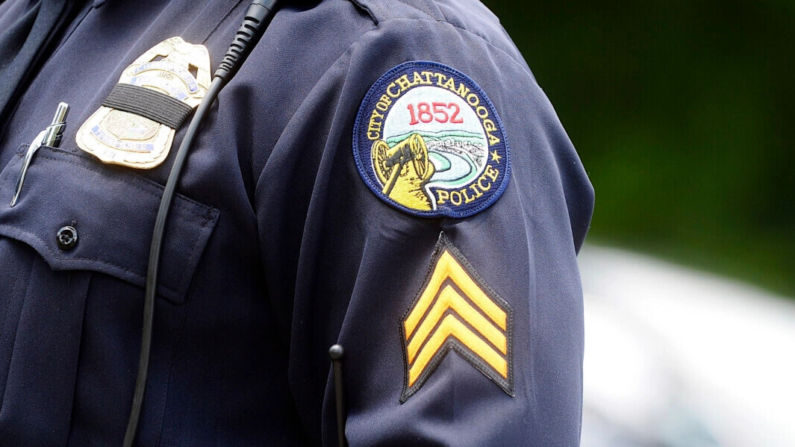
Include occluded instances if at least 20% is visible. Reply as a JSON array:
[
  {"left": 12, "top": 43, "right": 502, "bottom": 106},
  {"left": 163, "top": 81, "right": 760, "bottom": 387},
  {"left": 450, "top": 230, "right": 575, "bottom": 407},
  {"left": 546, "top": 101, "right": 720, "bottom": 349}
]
[{"left": 122, "top": 1, "right": 281, "bottom": 445}]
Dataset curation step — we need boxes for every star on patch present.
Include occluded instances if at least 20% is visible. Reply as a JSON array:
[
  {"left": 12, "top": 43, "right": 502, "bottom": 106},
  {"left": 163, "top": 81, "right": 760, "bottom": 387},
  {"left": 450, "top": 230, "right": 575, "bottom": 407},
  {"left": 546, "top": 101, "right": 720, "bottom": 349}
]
[
  {"left": 490, "top": 150, "right": 502, "bottom": 163},
  {"left": 400, "top": 233, "right": 514, "bottom": 402}
]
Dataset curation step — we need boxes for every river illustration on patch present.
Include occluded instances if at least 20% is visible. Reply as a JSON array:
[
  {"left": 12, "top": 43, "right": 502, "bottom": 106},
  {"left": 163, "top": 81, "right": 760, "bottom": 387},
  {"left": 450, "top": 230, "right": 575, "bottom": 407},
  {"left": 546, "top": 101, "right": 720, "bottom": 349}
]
[{"left": 354, "top": 61, "right": 511, "bottom": 218}]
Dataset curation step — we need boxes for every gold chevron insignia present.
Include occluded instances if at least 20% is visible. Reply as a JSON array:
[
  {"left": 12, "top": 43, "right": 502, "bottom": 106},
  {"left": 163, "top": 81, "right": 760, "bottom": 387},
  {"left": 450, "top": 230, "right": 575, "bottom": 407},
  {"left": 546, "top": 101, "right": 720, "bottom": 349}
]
[{"left": 400, "top": 234, "right": 513, "bottom": 402}]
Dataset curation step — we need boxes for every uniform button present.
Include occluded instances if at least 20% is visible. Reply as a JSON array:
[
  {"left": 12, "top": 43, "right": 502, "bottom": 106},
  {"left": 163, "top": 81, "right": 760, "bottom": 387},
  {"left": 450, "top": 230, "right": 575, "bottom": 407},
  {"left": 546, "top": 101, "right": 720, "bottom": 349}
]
[{"left": 57, "top": 226, "right": 78, "bottom": 250}]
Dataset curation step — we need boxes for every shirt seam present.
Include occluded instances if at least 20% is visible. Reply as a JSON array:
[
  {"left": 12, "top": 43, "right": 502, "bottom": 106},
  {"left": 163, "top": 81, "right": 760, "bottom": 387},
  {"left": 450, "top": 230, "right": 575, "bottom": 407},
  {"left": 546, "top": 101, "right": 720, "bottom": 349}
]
[
  {"left": 346, "top": 1, "right": 518, "bottom": 68},
  {"left": 254, "top": 14, "right": 535, "bottom": 192},
  {"left": 393, "top": 0, "right": 439, "bottom": 20},
  {"left": 380, "top": 16, "right": 530, "bottom": 76}
]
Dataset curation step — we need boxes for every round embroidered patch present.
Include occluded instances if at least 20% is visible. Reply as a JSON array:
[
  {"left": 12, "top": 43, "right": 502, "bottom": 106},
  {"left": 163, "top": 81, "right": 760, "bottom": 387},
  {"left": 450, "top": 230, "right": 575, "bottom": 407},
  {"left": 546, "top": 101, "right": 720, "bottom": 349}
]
[{"left": 353, "top": 61, "right": 511, "bottom": 218}]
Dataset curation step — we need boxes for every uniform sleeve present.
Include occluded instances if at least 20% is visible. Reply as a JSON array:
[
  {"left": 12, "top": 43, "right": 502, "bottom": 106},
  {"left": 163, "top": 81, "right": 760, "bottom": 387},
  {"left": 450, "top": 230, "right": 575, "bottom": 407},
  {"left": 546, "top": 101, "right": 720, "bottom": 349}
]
[{"left": 254, "top": 13, "right": 594, "bottom": 447}]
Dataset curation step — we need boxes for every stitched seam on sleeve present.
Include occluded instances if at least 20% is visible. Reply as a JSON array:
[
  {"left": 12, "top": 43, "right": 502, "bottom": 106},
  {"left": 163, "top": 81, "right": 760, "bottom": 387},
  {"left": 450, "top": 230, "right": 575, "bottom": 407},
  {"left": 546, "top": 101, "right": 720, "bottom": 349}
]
[
  {"left": 394, "top": 0, "right": 439, "bottom": 20},
  {"left": 379, "top": 17, "right": 530, "bottom": 75},
  {"left": 347, "top": 0, "right": 378, "bottom": 24},
  {"left": 254, "top": 15, "right": 533, "bottom": 193}
]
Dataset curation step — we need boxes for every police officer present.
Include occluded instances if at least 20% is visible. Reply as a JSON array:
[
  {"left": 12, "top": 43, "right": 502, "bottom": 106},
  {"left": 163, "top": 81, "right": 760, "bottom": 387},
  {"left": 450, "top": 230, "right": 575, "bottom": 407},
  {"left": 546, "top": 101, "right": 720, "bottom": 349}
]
[{"left": 0, "top": 0, "right": 593, "bottom": 445}]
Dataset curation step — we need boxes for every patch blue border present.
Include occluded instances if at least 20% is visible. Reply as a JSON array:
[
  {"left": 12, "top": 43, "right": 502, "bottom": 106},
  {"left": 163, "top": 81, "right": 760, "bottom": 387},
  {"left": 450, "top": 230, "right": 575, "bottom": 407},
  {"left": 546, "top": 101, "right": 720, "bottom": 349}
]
[{"left": 353, "top": 61, "right": 511, "bottom": 219}]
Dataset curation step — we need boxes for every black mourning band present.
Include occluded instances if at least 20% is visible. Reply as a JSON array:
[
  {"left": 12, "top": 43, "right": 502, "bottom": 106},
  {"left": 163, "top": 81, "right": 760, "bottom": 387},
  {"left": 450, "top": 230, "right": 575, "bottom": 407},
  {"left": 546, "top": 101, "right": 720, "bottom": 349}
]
[{"left": 102, "top": 83, "right": 195, "bottom": 129}]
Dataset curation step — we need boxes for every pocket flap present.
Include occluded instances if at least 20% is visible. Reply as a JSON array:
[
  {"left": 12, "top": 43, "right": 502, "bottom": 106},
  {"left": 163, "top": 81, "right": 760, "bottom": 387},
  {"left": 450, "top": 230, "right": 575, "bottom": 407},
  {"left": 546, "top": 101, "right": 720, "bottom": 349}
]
[{"left": 0, "top": 146, "right": 218, "bottom": 304}]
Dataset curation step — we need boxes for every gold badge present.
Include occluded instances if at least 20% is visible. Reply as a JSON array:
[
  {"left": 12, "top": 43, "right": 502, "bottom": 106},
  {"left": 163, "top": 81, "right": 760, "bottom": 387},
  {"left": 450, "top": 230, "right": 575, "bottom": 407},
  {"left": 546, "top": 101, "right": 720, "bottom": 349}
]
[
  {"left": 400, "top": 234, "right": 513, "bottom": 402},
  {"left": 76, "top": 37, "right": 210, "bottom": 169}
]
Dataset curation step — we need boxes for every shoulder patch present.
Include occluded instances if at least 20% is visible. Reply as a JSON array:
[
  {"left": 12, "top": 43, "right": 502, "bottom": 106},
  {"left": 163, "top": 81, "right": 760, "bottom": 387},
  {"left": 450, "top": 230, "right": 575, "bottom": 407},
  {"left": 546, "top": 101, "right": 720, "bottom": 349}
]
[
  {"left": 353, "top": 61, "right": 511, "bottom": 218},
  {"left": 400, "top": 234, "right": 514, "bottom": 402}
]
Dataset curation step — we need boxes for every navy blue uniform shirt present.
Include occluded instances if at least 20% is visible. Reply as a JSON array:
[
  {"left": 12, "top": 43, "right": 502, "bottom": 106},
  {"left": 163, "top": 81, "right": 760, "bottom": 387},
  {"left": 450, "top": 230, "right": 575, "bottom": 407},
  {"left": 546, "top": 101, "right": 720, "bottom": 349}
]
[{"left": 0, "top": 0, "right": 594, "bottom": 445}]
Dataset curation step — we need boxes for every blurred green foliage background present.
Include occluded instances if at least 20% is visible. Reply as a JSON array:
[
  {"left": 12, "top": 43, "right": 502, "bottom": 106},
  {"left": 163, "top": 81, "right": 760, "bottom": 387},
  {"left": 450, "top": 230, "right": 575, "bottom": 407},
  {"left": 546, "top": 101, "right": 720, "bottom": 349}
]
[{"left": 483, "top": 0, "right": 795, "bottom": 296}]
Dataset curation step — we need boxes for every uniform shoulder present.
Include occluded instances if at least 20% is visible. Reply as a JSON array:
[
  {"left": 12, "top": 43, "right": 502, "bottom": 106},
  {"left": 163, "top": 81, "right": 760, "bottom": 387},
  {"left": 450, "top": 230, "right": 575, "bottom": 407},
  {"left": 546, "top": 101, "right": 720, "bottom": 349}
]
[
  {"left": 347, "top": 0, "right": 526, "bottom": 66},
  {"left": 349, "top": 0, "right": 497, "bottom": 25}
]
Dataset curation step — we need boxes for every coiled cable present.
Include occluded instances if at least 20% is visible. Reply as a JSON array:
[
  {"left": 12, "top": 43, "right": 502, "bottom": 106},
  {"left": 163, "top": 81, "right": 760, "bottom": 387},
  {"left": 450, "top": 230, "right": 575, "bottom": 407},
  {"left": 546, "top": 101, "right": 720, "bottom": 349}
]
[{"left": 122, "top": 1, "right": 282, "bottom": 445}]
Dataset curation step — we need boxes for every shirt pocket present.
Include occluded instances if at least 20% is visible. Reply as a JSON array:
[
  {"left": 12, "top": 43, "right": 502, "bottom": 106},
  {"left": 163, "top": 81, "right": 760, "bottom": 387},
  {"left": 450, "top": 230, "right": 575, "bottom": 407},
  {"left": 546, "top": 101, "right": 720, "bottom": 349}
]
[{"left": 0, "top": 145, "right": 218, "bottom": 304}]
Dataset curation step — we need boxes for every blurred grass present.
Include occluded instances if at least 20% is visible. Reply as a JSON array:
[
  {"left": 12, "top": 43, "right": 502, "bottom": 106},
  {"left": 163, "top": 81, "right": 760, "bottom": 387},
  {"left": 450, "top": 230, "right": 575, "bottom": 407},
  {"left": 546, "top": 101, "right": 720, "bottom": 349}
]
[{"left": 483, "top": 0, "right": 795, "bottom": 296}]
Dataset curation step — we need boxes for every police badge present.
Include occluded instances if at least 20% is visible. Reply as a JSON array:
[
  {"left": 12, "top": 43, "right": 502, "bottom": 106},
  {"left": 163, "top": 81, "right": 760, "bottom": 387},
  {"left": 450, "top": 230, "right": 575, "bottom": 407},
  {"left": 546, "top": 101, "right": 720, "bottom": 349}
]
[{"left": 76, "top": 37, "right": 211, "bottom": 169}]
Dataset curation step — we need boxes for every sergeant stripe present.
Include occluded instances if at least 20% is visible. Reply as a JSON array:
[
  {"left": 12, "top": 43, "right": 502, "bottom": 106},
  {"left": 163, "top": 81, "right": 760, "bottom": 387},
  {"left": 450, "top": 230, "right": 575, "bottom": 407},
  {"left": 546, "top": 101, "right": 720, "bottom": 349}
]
[
  {"left": 404, "top": 250, "right": 507, "bottom": 338},
  {"left": 400, "top": 235, "right": 514, "bottom": 403},
  {"left": 407, "top": 284, "right": 507, "bottom": 364},
  {"left": 408, "top": 314, "right": 508, "bottom": 386}
]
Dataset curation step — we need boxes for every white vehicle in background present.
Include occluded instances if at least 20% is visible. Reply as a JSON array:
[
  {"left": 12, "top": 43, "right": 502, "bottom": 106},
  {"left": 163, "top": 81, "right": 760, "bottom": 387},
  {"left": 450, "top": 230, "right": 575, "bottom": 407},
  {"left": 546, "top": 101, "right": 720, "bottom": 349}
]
[{"left": 578, "top": 246, "right": 795, "bottom": 447}]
